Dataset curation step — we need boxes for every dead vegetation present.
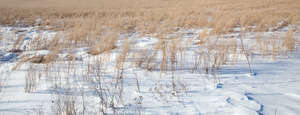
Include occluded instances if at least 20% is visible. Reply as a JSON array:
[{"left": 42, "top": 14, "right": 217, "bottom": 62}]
[
  {"left": 0, "top": 0, "right": 300, "bottom": 114},
  {"left": 1, "top": 0, "right": 299, "bottom": 67},
  {"left": 25, "top": 63, "right": 41, "bottom": 92},
  {"left": 87, "top": 33, "right": 118, "bottom": 55},
  {"left": 1, "top": 0, "right": 300, "bottom": 32},
  {"left": 1, "top": 0, "right": 298, "bottom": 82},
  {"left": 53, "top": 95, "right": 79, "bottom": 115}
]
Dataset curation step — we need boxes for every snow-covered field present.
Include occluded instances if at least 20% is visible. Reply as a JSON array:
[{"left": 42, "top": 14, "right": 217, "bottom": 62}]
[{"left": 0, "top": 26, "right": 300, "bottom": 115}]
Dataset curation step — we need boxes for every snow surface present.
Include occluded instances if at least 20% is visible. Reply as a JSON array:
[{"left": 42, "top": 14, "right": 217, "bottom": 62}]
[{"left": 0, "top": 26, "right": 300, "bottom": 115}]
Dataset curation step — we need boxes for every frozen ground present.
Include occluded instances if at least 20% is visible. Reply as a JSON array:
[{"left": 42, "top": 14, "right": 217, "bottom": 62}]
[{"left": 0, "top": 26, "right": 300, "bottom": 115}]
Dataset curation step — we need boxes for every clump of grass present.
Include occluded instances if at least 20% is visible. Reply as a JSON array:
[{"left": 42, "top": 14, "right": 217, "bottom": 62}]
[
  {"left": 11, "top": 33, "right": 25, "bottom": 52},
  {"left": 53, "top": 95, "right": 78, "bottom": 115},
  {"left": 169, "top": 38, "right": 181, "bottom": 72},
  {"left": 255, "top": 28, "right": 297, "bottom": 59},
  {"left": 86, "top": 56, "right": 121, "bottom": 114},
  {"left": 87, "top": 33, "right": 118, "bottom": 55},
  {"left": 116, "top": 39, "right": 129, "bottom": 70},
  {"left": 114, "top": 39, "right": 130, "bottom": 105},
  {"left": 239, "top": 31, "right": 254, "bottom": 75},
  {"left": 27, "top": 33, "right": 49, "bottom": 51},
  {"left": 25, "top": 63, "right": 41, "bottom": 93},
  {"left": 282, "top": 28, "right": 296, "bottom": 53},
  {"left": 135, "top": 34, "right": 183, "bottom": 73}
]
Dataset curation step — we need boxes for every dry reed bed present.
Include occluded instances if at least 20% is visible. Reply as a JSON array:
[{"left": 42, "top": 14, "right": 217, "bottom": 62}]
[
  {"left": 1, "top": 0, "right": 300, "bottom": 31},
  {"left": 1, "top": 0, "right": 300, "bottom": 114},
  {"left": 1, "top": 0, "right": 299, "bottom": 59},
  {"left": 1, "top": 0, "right": 299, "bottom": 55}
]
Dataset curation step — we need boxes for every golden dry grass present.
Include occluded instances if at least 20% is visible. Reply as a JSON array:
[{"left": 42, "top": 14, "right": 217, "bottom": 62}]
[
  {"left": 1, "top": 0, "right": 299, "bottom": 51},
  {"left": 1, "top": 0, "right": 300, "bottom": 31},
  {"left": 2, "top": 0, "right": 300, "bottom": 72},
  {"left": 1, "top": 1, "right": 299, "bottom": 113}
]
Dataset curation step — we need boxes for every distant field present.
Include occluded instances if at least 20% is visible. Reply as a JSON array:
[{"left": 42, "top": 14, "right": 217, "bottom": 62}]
[
  {"left": 1, "top": 0, "right": 300, "bottom": 33},
  {"left": 0, "top": 0, "right": 299, "bottom": 65}
]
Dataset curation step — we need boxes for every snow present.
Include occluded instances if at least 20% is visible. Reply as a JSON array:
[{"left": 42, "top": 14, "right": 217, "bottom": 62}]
[{"left": 0, "top": 26, "right": 300, "bottom": 115}]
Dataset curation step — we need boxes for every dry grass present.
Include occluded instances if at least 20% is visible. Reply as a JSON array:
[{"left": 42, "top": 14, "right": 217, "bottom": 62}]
[
  {"left": 87, "top": 33, "right": 118, "bottom": 55},
  {"left": 1, "top": 0, "right": 297, "bottom": 78},
  {"left": 254, "top": 27, "right": 297, "bottom": 59},
  {"left": 1, "top": 0, "right": 300, "bottom": 31},
  {"left": 25, "top": 63, "right": 41, "bottom": 92},
  {"left": 1, "top": 0, "right": 300, "bottom": 112},
  {"left": 283, "top": 29, "right": 296, "bottom": 52},
  {"left": 1, "top": 1, "right": 300, "bottom": 115},
  {"left": 53, "top": 95, "right": 78, "bottom": 115},
  {"left": 1, "top": 0, "right": 299, "bottom": 64}
]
